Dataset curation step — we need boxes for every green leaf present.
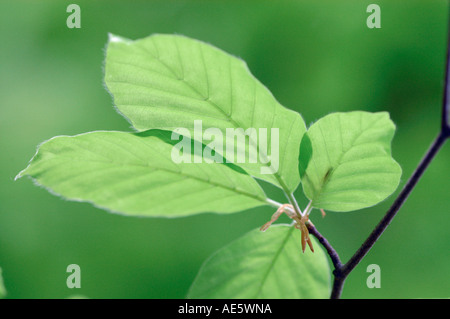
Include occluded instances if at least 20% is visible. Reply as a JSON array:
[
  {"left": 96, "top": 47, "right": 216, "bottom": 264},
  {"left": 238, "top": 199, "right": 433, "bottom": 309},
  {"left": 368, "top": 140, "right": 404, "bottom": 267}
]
[
  {"left": 0, "top": 268, "right": 6, "bottom": 299},
  {"left": 105, "top": 33, "right": 306, "bottom": 192},
  {"left": 16, "top": 130, "right": 268, "bottom": 217},
  {"left": 300, "top": 111, "right": 402, "bottom": 212},
  {"left": 187, "top": 225, "right": 331, "bottom": 299}
]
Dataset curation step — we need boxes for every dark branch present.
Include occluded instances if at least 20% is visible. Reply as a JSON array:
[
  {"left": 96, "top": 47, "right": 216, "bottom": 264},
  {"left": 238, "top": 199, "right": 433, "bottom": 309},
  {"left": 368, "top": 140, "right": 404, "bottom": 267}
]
[
  {"left": 307, "top": 224, "right": 342, "bottom": 270},
  {"left": 328, "top": 131, "right": 449, "bottom": 299},
  {"left": 307, "top": 224, "right": 346, "bottom": 299},
  {"left": 341, "top": 132, "right": 448, "bottom": 276},
  {"left": 313, "top": 9, "right": 450, "bottom": 299}
]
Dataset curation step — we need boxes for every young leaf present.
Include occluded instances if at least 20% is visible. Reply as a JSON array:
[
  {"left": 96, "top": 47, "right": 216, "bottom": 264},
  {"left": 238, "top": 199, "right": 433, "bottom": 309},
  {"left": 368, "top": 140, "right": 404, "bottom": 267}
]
[
  {"left": 187, "top": 225, "right": 331, "bottom": 299},
  {"left": 300, "top": 111, "right": 402, "bottom": 212},
  {"left": 16, "top": 130, "right": 268, "bottom": 217},
  {"left": 104, "top": 34, "right": 306, "bottom": 193}
]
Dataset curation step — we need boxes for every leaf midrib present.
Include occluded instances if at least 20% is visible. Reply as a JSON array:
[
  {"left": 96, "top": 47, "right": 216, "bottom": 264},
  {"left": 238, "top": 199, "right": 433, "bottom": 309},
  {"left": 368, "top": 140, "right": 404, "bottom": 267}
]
[
  {"left": 311, "top": 114, "right": 389, "bottom": 205},
  {"left": 254, "top": 226, "right": 294, "bottom": 298},
  {"left": 40, "top": 152, "right": 267, "bottom": 204},
  {"left": 131, "top": 37, "right": 293, "bottom": 191}
]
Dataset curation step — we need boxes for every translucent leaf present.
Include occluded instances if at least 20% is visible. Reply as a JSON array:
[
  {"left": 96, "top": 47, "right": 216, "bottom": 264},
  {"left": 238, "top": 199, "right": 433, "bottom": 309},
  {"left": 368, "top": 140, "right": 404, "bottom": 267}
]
[
  {"left": 16, "top": 130, "right": 268, "bottom": 217},
  {"left": 188, "top": 225, "right": 331, "bottom": 299},
  {"left": 300, "top": 111, "right": 402, "bottom": 212},
  {"left": 105, "top": 34, "right": 306, "bottom": 192}
]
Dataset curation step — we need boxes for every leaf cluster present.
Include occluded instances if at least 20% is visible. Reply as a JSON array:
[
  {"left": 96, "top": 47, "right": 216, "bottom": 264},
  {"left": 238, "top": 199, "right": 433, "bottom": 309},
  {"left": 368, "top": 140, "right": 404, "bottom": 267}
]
[{"left": 17, "top": 34, "right": 402, "bottom": 298}]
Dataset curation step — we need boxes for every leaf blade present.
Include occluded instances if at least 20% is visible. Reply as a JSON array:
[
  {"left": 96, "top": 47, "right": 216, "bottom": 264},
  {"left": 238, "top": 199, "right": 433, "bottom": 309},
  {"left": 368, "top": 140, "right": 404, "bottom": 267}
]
[
  {"left": 300, "top": 111, "right": 402, "bottom": 212},
  {"left": 105, "top": 34, "right": 306, "bottom": 192},
  {"left": 17, "top": 130, "right": 268, "bottom": 217},
  {"left": 187, "top": 225, "right": 331, "bottom": 299}
]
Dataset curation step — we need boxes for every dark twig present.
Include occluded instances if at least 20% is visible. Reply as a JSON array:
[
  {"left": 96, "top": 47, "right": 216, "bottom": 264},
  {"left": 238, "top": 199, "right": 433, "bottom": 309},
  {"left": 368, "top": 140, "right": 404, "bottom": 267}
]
[
  {"left": 307, "top": 224, "right": 345, "bottom": 299},
  {"left": 310, "top": 10, "right": 450, "bottom": 299},
  {"left": 307, "top": 224, "right": 342, "bottom": 270},
  {"left": 331, "top": 132, "right": 448, "bottom": 298}
]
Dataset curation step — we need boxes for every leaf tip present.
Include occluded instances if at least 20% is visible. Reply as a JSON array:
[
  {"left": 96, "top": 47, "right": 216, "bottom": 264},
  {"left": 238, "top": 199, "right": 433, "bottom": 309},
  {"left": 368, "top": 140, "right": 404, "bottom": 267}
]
[
  {"left": 107, "top": 33, "right": 129, "bottom": 44},
  {"left": 14, "top": 170, "right": 25, "bottom": 181}
]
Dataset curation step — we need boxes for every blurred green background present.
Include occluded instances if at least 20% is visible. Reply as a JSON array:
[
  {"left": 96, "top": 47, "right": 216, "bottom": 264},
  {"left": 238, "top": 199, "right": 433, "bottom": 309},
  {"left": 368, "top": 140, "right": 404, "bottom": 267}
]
[{"left": 1, "top": 0, "right": 449, "bottom": 299}]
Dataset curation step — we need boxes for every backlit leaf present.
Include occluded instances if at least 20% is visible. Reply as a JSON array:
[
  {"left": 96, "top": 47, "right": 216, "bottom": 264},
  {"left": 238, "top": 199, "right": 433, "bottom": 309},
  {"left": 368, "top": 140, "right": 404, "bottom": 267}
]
[
  {"left": 300, "top": 111, "right": 402, "bottom": 212},
  {"left": 105, "top": 34, "right": 306, "bottom": 192},
  {"left": 16, "top": 130, "right": 268, "bottom": 217},
  {"left": 187, "top": 225, "right": 331, "bottom": 299}
]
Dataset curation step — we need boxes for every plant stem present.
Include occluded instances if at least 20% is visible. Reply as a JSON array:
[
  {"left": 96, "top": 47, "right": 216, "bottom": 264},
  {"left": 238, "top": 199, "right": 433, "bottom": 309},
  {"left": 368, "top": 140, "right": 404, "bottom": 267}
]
[
  {"left": 307, "top": 224, "right": 342, "bottom": 270},
  {"left": 286, "top": 192, "right": 303, "bottom": 217},
  {"left": 343, "top": 133, "right": 448, "bottom": 268},
  {"left": 309, "top": 11, "right": 450, "bottom": 298},
  {"left": 330, "top": 131, "right": 448, "bottom": 298},
  {"left": 304, "top": 201, "right": 313, "bottom": 216},
  {"left": 331, "top": 131, "right": 449, "bottom": 298}
]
